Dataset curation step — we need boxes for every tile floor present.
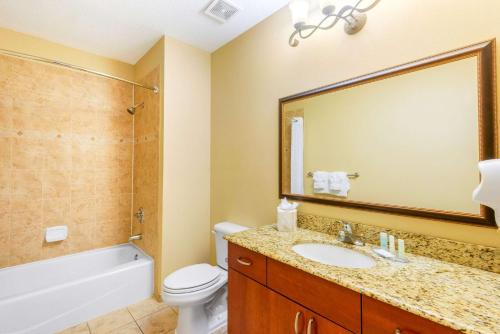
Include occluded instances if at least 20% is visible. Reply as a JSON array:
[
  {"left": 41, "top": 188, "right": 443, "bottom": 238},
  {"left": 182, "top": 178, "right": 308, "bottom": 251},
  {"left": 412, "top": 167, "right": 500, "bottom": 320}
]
[
  {"left": 57, "top": 297, "right": 175, "bottom": 334},
  {"left": 57, "top": 297, "right": 227, "bottom": 334}
]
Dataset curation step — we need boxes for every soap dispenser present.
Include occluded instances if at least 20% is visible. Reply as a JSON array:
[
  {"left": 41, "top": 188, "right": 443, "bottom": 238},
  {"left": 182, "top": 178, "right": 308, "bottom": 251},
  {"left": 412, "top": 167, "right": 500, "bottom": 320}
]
[{"left": 277, "top": 197, "right": 299, "bottom": 232}]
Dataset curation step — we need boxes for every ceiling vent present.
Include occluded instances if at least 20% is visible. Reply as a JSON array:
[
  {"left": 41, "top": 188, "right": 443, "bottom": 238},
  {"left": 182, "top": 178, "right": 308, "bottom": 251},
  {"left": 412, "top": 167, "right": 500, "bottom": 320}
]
[{"left": 204, "top": 0, "right": 240, "bottom": 23}]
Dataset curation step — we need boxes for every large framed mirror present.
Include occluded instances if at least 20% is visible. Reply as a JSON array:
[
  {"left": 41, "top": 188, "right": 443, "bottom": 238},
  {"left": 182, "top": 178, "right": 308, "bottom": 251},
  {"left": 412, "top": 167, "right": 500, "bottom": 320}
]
[{"left": 279, "top": 40, "right": 497, "bottom": 226}]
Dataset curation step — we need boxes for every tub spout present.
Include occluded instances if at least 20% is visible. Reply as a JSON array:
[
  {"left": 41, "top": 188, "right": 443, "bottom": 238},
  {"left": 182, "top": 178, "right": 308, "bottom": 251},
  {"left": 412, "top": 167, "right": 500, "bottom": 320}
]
[{"left": 129, "top": 234, "right": 142, "bottom": 241}]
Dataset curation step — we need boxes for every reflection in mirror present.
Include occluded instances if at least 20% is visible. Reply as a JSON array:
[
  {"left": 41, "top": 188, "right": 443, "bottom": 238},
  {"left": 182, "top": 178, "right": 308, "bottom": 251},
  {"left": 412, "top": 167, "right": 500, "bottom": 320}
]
[{"left": 280, "top": 40, "right": 497, "bottom": 226}]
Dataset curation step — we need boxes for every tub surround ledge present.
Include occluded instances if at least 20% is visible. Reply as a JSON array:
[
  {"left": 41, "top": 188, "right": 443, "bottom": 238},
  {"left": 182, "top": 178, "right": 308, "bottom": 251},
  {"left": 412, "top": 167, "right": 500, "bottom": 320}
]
[{"left": 225, "top": 225, "right": 500, "bottom": 334}]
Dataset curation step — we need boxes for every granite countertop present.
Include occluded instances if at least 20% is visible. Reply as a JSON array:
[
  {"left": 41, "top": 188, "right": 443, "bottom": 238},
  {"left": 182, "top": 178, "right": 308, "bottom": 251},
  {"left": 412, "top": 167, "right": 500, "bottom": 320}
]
[{"left": 225, "top": 225, "right": 500, "bottom": 334}]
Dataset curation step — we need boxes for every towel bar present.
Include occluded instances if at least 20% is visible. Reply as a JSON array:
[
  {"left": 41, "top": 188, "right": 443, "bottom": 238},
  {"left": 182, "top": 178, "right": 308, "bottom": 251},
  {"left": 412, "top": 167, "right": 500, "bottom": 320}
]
[{"left": 307, "top": 171, "right": 359, "bottom": 179}]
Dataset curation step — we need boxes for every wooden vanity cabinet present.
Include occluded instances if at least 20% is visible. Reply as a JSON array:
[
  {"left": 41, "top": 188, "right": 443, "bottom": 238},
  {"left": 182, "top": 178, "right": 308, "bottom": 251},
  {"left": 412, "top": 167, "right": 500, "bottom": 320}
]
[
  {"left": 228, "top": 268, "right": 352, "bottom": 334},
  {"left": 362, "top": 296, "right": 461, "bottom": 334},
  {"left": 228, "top": 242, "right": 461, "bottom": 334}
]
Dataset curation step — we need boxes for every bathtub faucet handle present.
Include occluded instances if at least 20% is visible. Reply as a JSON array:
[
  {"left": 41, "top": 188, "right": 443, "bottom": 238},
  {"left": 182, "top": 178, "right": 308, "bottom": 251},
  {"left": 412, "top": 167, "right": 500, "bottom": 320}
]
[{"left": 135, "top": 207, "right": 145, "bottom": 224}]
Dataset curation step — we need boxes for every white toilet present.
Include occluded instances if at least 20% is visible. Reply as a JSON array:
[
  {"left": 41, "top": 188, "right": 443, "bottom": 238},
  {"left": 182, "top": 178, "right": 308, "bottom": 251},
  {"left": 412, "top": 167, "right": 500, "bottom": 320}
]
[{"left": 162, "top": 222, "right": 248, "bottom": 334}]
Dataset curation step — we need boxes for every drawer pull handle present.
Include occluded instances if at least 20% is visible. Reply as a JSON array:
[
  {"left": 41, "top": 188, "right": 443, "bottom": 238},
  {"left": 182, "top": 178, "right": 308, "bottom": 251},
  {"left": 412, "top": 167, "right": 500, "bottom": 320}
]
[
  {"left": 306, "top": 318, "right": 315, "bottom": 334},
  {"left": 294, "top": 311, "right": 303, "bottom": 334},
  {"left": 395, "top": 329, "right": 401, "bottom": 334},
  {"left": 236, "top": 257, "right": 252, "bottom": 266}
]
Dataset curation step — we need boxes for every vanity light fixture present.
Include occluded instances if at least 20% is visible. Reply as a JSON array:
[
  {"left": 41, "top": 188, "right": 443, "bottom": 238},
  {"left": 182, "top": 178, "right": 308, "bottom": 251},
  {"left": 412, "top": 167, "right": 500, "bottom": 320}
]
[{"left": 288, "top": 0, "right": 380, "bottom": 47}]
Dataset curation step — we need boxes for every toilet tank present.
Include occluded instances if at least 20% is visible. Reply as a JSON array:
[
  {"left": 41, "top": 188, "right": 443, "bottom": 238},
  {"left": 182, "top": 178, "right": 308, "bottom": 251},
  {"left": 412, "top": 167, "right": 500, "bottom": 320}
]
[{"left": 214, "top": 222, "right": 248, "bottom": 270}]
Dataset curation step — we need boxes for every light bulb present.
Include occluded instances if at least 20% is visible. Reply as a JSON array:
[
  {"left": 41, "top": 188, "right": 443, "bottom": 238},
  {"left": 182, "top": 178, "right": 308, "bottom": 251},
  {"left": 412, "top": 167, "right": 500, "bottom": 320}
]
[
  {"left": 319, "top": 0, "right": 335, "bottom": 15},
  {"left": 289, "top": 0, "right": 310, "bottom": 29}
]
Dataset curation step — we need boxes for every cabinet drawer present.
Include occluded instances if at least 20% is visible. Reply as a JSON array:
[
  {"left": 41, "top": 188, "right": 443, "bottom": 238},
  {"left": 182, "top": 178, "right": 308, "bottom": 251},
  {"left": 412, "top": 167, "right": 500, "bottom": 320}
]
[
  {"left": 228, "top": 243, "right": 267, "bottom": 285},
  {"left": 362, "top": 296, "right": 460, "bottom": 334},
  {"left": 268, "top": 259, "right": 361, "bottom": 334}
]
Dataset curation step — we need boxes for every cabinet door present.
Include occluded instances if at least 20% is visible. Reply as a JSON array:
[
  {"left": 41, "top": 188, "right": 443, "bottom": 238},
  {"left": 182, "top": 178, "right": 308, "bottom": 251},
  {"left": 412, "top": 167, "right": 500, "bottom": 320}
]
[
  {"left": 268, "top": 259, "right": 361, "bottom": 333},
  {"left": 269, "top": 289, "right": 352, "bottom": 334},
  {"left": 362, "top": 296, "right": 460, "bottom": 334},
  {"left": 228, "top": 268, "right": 270, "bottom": 333}
]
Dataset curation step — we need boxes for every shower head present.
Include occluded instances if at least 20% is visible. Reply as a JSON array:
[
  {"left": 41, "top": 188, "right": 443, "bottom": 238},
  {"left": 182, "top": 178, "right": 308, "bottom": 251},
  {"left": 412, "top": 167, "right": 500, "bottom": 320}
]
[{"left": 127, "top": 102, "right": 144, "bottom": 115}]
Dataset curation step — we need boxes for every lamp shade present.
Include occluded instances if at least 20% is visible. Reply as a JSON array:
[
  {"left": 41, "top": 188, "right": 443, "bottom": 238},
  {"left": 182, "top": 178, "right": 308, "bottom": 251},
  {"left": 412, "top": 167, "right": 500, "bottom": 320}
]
[
  {"left": 473, "top": 159, "right": 500, "bottom": 227},
  {"left": 289, "top": 0, "right": 310, "bottom": 29}
]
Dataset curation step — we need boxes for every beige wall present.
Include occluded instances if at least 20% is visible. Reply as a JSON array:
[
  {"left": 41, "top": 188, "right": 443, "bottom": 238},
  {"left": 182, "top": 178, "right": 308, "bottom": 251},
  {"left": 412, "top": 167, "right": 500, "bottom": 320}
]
[
  {"left": 0, "top": 53, "right": 133, "bottom": 268},
  {"left": 211, "top": 0, "right": 500, "bottom": 255},
  {"left": 284, "top": 57, "right": 480, "bottom": 214},
  {"left": 162, "top": 37, "right": 212, "bottom": 277},
  {"left": 0, "top": 28, "right": 134, "bottom": 80}
]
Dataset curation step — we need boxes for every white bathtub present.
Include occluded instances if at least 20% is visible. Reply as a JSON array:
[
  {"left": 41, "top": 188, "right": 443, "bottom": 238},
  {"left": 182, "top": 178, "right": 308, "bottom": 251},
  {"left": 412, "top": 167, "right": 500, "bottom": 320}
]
[{"left": 0, "top": 243, "right": 153, "bottom": 334}]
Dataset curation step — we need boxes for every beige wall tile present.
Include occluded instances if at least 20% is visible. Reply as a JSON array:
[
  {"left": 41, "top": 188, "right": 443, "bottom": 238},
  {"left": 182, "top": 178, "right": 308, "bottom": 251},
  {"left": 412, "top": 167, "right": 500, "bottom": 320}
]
[
  {"left": 0, "top": 195, "right": 10, "bottom": 233},
  {"left": 0, "top": 229, "right": 10, "bottom": 261},
  {"left": 0, "top": 168, "right": 10, "bottom": 195},
  {"left": 11, "top": 169, "right": 42, "bottom": 196},
  {"left": 44, "top": 139, "right": 72, "bottom": 170},
  {"left": 0, "top": 137, "right": 11, "bottom": 167},
  {"left": 42, "top": 170, "right": 71, "bottom": 198},
  {"left": 71, "top": 140, "right": 96, "bottom": 170},
  {"left": 132, "top": 68, "right": 161, "bottom": 294},
  {"left": 43, "top": 197, "right": 70, "bottom": 227},
  {"left": 67, "top": 222, "right": 94, "bottom": 253},
  {"left": 71, "top": 170, "right": 95, "bottom": 198},
  {"left": 42, "top": 240, "right": 70, "bottom": 259},
  {"left": 1, "top": 52, "right": 133, "bottom": 268},
  {"left": 10, "top": 228, "right": 43, "bottom": 265},
  {"left": 71, "top": 111, "right": 97, "bottom": 135},
  {"left": 71, "top": 197, "right": 96, "bottom": 225},
  {"left": 94, "top": 220, "right": 129, "bottom": 248},
  {"left": 10, "top": 195, "right": 42, "bottom": 213},
  {"left": 0, "top": 95, "right": 14, "bottom": 131},
  {"left": 11, "top": 138, "right": 43, "bottom": 169},
  {"left": 10, "top": 210, "right": 41, "bottom": 233}
]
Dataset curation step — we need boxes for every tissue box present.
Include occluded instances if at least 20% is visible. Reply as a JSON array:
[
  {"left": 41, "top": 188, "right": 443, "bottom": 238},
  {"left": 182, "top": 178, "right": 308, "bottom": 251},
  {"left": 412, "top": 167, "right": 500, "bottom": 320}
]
[{"left": 277, "top": 208, "right": 297, "bottom": 232}]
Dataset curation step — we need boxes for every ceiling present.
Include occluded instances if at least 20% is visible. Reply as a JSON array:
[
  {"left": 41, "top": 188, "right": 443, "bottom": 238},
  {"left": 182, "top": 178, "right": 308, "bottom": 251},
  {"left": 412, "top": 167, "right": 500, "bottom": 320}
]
[{"left": 0, "top": 0, "right": 289, "bottom": 64}]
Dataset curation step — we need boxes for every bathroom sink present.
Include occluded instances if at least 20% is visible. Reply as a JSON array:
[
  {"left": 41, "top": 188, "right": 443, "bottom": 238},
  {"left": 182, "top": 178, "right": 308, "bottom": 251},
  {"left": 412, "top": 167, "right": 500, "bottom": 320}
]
[{"left": 292, "top": 243, "right": 376, "bottom": 269}]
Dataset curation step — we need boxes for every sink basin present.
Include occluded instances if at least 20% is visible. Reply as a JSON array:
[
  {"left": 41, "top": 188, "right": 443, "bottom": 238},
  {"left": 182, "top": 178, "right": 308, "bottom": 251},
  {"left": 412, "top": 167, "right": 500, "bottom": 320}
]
[{"left": 292, "top": 243, "right": 376, "bottom": 269}]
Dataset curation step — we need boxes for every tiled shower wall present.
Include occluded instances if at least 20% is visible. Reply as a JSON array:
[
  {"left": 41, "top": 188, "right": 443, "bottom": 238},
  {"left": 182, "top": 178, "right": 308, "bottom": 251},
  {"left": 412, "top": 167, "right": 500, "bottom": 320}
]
[
  {"left": 132, "top": 68, "right": 160, "bottom": 261},
  {"left": 0, "top": 55, "right": 134, "bottom": 268}
]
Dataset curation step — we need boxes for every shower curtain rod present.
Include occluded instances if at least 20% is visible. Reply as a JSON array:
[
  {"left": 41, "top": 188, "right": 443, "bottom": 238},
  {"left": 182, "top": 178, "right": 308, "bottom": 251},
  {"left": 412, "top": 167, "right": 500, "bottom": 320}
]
[{"left": 0, "top": 48, "right": 159, "bottom": 94}]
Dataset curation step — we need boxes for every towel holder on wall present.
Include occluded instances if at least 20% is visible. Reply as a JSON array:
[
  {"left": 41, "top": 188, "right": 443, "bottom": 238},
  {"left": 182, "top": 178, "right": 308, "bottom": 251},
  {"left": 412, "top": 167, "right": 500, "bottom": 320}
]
[{"left": 306, "top": 171, "right": 360, "bottom": 179}]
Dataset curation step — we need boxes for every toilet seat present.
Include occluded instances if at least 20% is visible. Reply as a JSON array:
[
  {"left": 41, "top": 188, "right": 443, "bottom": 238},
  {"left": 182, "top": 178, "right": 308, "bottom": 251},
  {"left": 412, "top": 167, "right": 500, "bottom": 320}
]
[{"left": 163, "top": 264, "right": 222, "bottom": 295}]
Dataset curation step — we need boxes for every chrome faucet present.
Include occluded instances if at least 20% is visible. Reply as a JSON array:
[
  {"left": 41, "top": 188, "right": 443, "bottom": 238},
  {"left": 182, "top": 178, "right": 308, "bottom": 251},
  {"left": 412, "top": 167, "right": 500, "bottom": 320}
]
[
  {"left": 337, "top": 221, "right": 364, "bottom": 246},
  {"left": 129, "top": 234, "right": 142, "bottom": 241}
]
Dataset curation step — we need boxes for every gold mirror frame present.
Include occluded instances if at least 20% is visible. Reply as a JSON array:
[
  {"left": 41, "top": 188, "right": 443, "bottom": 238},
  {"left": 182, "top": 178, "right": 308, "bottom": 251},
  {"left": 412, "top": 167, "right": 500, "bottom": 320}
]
[{"left": 279, "top": 40, "right": 497, "bottom": 226}]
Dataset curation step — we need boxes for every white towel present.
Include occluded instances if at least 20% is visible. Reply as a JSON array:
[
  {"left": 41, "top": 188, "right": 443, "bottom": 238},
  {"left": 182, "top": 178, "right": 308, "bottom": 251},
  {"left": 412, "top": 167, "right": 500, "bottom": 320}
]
[
  {"left": 328, "top": 172, "right": 350, "bottom": 197},
  {"left": 313, "top": 171, "right": 329, "bottom": 194},
  {"left": 290, "top": 117, "right": 304, "bottom": 194}
]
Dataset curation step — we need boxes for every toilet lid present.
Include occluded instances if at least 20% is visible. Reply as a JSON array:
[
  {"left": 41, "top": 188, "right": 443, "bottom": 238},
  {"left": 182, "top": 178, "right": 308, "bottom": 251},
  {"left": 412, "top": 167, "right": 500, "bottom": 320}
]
[{"left": 163, "top": 264, "right": 221, "bottom": 293}]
